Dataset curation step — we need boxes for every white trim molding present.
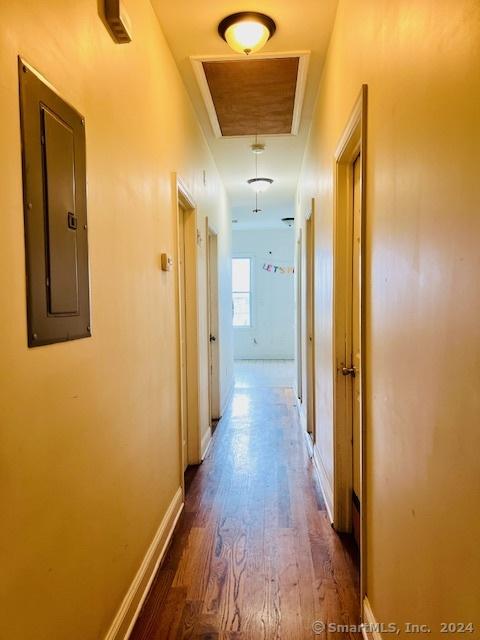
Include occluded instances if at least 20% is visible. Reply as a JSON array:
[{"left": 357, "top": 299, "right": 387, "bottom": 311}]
[
  {"left": 362, "top": 597, "right": 383, "bottom": 640},
  {"left": 104, "top": 488, "right": 184, "bottom": 640},
  {"left": 294, "top": 395, "right": 310, "bottom": 454},
  {"left": 294, "top": 396, "right": 333, "bottom": 522},
  {"left": 312, "top": 445, "right": 334, "bottom": 524},
  {"left": 176, "top": 175, "right": 196, "bottom": 210},
  {"left": 303, "top": 430, "right": 314, "bottom": 458},
  {"left": 174, "top": 173, "right": 203, "bottom": 466},
  {"left": 296, "top": 396, "right": 307, "bottom": 434},
  {"left": 291, "top": 54, "right": 309, "bottom": 135},
  {"left": 220, "top": 376, "right": 235, "bottom": 417},
  {"left": 190, "top": 51, "right": 310, "bottom": 138},
  {"left": 201, "top": 428, "right": 213, "bottom": 461}
]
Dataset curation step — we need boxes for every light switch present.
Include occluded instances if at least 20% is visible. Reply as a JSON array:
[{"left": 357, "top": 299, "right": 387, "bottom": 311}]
[{"left": 161, "top": 253, "right": 173, "bottom": 272}]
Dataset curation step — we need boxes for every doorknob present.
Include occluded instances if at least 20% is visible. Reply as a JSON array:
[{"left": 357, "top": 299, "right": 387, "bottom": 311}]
[
  {"left": 342, "top": 367, "right": 356, "bottom": 377},
  {"left": 210, "top": 334, "right": 216, "bottom": 342}
]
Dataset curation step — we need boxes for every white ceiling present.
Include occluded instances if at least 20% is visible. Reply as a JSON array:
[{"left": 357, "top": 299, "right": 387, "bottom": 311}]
[{"left": 151, "top": 0, "right": 338, "bottom": 229}]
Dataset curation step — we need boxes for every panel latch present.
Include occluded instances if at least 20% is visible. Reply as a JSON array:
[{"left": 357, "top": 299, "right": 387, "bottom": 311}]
[{"left": 67, "top": 212, "right": 78, "bottom": 230}]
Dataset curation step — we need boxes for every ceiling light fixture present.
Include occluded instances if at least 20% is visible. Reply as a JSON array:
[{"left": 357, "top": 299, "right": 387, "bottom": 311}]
[
  {"left": 248, "top": 136, "right": 274, "bottom": 214},
  {"left": 251, "top": 142, "right": 265, "bottom": 154},
  {"left": 218, "top": 12, "right": 276, "bottom": 55},
  {"left": 247, "top": 177, "right": 274, "bottom": 193}
]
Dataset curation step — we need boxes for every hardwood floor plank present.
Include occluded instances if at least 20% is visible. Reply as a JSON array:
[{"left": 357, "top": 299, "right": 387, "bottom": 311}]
[{"left": 130, "top": 383, "right": 359, "bottom": 640}]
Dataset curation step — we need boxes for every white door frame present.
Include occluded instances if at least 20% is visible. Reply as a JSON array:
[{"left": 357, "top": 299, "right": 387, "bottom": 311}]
[
  {"left": 295, "top": 229, "right": 303, "bottom": 403},
  {"left": 305, "top": 199, "right": 316, "bottom": 442},
  {"left": 332, "top": 86, "right": 368, "bottom": 601},
  {"left": 206, "top": 219, "right": 221, "bottom": 422},
  {"left": 174, "top": 175, "right": 202, "bottom": 487}
]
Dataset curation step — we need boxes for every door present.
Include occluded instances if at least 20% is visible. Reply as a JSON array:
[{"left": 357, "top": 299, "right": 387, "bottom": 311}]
[
  {"left": 351, "top": 154, "right": 362, "bottom": 546},
  {"left": 333, "top": 84, "right": 367, "bottom": 599},
  {"left": 306, "top": 204, "right": 315, "bottom": 440},
  {"left": 178, "top": 203, "right": 189, "bottom": 472},
  {"left": 206, "top": 224, "right": 220, "bottom": 423}
]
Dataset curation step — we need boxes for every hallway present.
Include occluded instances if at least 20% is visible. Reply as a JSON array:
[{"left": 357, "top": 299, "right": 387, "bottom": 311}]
[
  {"left": 131, "top": 380, "right": 359, "bottom": 639},
  {"left": 3, "top": 2, "right": 479, "bottom": 638}
]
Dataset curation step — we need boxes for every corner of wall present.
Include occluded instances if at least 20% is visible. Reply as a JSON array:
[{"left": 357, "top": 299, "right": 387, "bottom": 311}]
[{"left": 104, "top": 488, "right": 184, "bottom": 640}]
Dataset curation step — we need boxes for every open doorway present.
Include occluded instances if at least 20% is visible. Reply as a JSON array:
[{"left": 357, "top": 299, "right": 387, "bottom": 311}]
[
  {"left": 333, "top": 86, "right": 367, "bottom": 600},
  {"left": 232, "top": 227, "right": 296, "bottom": 390}
]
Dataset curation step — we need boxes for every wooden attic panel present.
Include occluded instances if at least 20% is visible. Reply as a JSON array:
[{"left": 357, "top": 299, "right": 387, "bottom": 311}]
[{"left": 203, "top": 57, "right": 299, "bottom": 136}]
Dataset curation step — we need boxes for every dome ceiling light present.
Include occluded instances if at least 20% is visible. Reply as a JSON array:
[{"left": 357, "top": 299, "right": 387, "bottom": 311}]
[
  {"left": 247, "top": 177, "right": 274, "bottom": 193},
  {"left": 251, "top": 142, "right": 265, "bottom": 154},
  {"left": 218, "top": 12, "right": 276, "bottom": 55}
]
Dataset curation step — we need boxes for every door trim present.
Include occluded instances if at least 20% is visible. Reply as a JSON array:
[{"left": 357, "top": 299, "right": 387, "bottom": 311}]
[
  {"left": 295, "top": 229, "right": 303, "bottom": 403},
  {"left": 206, "top": 219, "right": 221, "bottom": 422},
  {"left": 332, "top": 85, "right": 368, "bottom": 600},
  {"left": 305, "top": 198, "right": 316, "bottom": 442},
  {"left": 174, "top": 175, "right": 202, "bottom": 490}
]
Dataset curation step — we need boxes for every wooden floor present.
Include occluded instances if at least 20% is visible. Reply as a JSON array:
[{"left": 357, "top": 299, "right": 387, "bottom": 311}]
[
  {"left": 130, "top": 385, "right": 360, "bottom": 639},
  {"left": 234, "top": 360, "right": 296, "bottom": 389}
]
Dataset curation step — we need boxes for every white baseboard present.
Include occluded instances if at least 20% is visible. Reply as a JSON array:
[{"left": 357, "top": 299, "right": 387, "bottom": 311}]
[
  {"left": 233, "top": 356, "right": 295, "bottom": 360},
  {"left": 297, "top": 400, "right": 313, "bottom": 458},
  {"left": 104, "top": 487, "right": 184, "bottom": 640},
  {"left": 220, "top": 376, "right": 234, "bottom": 416},
  {"left": 362, "top": 597, "right": 383, "bottom": 640},
  {"left": 295, "top": 395, "right": 307, "bottom": 433},
  {"left": 201, "top": 427, "right": 213, "bottom": 460},
  {"left": 312, "top": 445, "right": 334, "bottom": 524},
  {"left": 304, "top": 430, "right": 314, "bottom": 457},
  {"left": 294, "top": 396, "right": 334, "bottom": 523}
]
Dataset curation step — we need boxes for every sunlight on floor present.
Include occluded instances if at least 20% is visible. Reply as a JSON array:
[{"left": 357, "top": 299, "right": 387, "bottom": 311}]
[
  {"left": 230, "top": 392, "right": 253, "bottom": 418},
  {"left": 234, "top": 359, "right": 295, "bottom": 389}
]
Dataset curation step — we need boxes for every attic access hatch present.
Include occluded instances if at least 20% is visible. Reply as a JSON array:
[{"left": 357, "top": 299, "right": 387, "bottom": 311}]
[{"left": 191, "top": 52, "right": 309, "bottom": 138}]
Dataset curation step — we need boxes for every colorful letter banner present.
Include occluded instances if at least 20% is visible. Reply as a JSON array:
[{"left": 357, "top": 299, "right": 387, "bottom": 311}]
[{"left": 262, "top": 263, "right": 294, "bottom": 274}]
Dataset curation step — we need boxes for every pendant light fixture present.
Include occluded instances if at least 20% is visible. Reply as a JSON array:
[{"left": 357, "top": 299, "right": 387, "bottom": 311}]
[
  {"left": 247, "top": 177, "right": 274, "bottom": 193},
  {"left": 248, "top": 137, "right": 274, "bottom": 213},
  {"left": 218, "top": 12, "right": 276, "bottom": 55}
]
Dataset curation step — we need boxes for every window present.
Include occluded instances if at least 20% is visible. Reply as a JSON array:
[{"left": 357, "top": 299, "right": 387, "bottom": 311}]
[{"left": 232, "top": 258, "right": 251, "bottom": 327}]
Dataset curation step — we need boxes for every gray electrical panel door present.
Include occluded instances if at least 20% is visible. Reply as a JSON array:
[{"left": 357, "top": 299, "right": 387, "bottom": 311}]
[{"left": 19, "top": 60, "right": 91, "bottom": 346}]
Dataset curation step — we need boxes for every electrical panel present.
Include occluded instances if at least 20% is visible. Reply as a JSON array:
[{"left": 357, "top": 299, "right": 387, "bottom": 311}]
[{"left": 19, "top": 60, "right": 91, "bottom": 346}]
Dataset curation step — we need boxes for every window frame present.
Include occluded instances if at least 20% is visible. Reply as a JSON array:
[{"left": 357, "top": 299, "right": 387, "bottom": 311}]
[{"left": 232, "top": 255, "right": 254, "bottom": 329}]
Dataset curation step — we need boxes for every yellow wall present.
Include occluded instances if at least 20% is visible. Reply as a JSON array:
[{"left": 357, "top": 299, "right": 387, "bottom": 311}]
[
  {"left": 297, "top": 0, "right": 480, "bottom": 634},
  {"left": 0, "top": 0, "right": 232, "bottom": 638}
]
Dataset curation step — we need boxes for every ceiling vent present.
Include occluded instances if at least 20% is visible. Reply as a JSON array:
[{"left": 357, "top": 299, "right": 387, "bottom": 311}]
[{"left": 191, "top": 52, "right": 309, "bottom": 138}]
